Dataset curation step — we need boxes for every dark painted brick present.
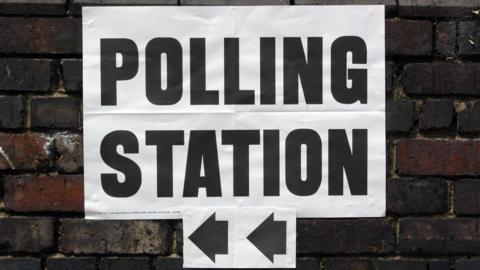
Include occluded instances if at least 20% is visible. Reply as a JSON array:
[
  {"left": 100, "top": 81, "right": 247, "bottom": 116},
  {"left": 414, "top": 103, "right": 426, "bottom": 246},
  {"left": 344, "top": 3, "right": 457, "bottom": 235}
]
[
  {"left": 0, "top": 59, "right": 51, "bottom": 92},
  {"left": 163, "top": 258, "right": 317, "bottom": 270},
  {"left": 386, "top": 99, "right": 415, "bottom": 132},
  {"left": 295, "top": 0, "right": 396, "bottom": 15},
  {"left": 324, "top": 258, "right": 373, "bottom": 270},
  {"left": 397, "top": 140, "right": 480, "bottom": 176},
  {"left": 436, "top": 21, "right": 456, "bottom": 56},
  {"left": 386, "top": 62, "right": 395, "bottom": 95},
  {"left": 387, "top": 140, "right": 393, "bottom": 176},
  {"left": 60, "top": 219, "right": 172, "bottom": 254},
  {"left": 181, "top": 0, "right": 289, "bottom": 5},
  {"left": 62, "top": 59, "right": 82, "bottom": 92},
  {"left": 155, "top": 257, "right": 183, "bottom": 270},
  {"left": 0, "top": 96, "right": 24, "bottom": 129},
  {"left": 46, "top": 257, "right": 96, "bottom": 270},
  {"left": 378, "top": 259, "right": 450, "bottom": 270},
  {"left": 173, "top": 221, "right": 183, "bottom": 255},
  {"left": 419, "top": 99, "right": 453, "bottom": 130},
  {"left": 54, "top": 133, "right": 83, "bottom": 173},
  {"left": 99, "top": 257, "right": 150, "bottom": 270},
  {"left": 458, "top": 101, "right": 480, "bottom": 133},
  {"left": 455, "top": 179, "right": 480, "bottom": 216},
  {"left": 427, "top": 260, "right": 451, "bottom": 270},
  {"left": 157, "top": 257, "right": 318, "bottom": 270},
  {"left": 297, "top": 219, "right": 395, "bottom": 254},
  {"left": 30, "top": 97, "right": 81, "bottom": 128},
  {"left": 400, "top": 218, "right": 480, "bottom": 254},
  {"left": 74, "top": 0, "right": 176, "bottom": 3},
  {"left": 387, "top": 178, "right": 448, "bottom": 215},
  {"left": 0, "top": 0, "right": 66, "bottom": 15},
  {"left": 459, "top": 21, "right": 480, "bottom": 55},
  {"left": 456, "top": 259, "right": 480, "bottom": 270},
  {"left": 0, "top": 217, "right": 54, "bottom": 253},
  {"left": 4, "top": 175, "right": 84, "bottom": 212},
  {"left": 0, "top": 17, "right": 81, "bottom": 54},
  {"left": 399, "top": 0, "right": 480, "bottom": 17},
  {"left": 296, "top": 258, "right": 321, "bottom": 270},
  {"left": 403, "top": 63, "right": 480, "bottom": 95},
  {"left": 386, "top": 19, "right": 432, "bottom": 56},
  {"left": 0, "top": 133, "right": 51, "bottom": 170},
  {"left": 0, "top": 258, "right": 40, "bottom": 270},
  {"left": 71, "top": 0, "right": 177, "bottom": 15}
]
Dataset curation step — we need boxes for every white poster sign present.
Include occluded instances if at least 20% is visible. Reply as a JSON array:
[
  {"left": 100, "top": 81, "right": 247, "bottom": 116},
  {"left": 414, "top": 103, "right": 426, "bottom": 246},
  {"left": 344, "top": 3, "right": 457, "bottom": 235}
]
[{"left": 83, "top": 6, "right": 386, "bottom": 220}]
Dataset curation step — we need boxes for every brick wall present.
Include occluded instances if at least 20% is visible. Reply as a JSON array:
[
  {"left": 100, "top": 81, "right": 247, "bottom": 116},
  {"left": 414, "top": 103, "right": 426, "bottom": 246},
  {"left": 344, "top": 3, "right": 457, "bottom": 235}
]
[{"left": 0, "top": 0, "right": 479, "bottom": 269}]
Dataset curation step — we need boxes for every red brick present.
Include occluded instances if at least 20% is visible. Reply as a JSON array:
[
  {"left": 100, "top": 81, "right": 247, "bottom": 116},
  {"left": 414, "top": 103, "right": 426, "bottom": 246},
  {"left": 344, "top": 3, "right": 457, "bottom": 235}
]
[
  {"left": 0, "top": 133, "right": 51, "bottom": 170},
  {"left": 397, "top": 140, "right": 480, "bottom": 176},
  {"left": 4, "top": 175, "right": 83, "bottom": 212}
]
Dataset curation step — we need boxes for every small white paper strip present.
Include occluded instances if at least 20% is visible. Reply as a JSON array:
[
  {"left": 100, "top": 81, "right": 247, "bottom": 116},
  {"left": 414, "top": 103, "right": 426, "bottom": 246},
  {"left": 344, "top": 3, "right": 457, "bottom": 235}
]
[{"left": 183, "top": 207, "right": 296, "bottom": 268}]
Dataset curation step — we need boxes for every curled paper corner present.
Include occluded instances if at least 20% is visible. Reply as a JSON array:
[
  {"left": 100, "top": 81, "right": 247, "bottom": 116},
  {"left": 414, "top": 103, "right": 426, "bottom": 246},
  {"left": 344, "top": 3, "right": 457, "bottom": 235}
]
[{"left": 83, "top": 19, "right": 95, "bottom": 27}]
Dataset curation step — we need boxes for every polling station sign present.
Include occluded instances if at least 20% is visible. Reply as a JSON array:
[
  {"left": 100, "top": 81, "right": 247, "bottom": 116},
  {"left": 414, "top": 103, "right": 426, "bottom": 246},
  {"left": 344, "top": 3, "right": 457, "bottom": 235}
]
[{"left": 83, "top": 6, "right": 386, "bottom": 219}]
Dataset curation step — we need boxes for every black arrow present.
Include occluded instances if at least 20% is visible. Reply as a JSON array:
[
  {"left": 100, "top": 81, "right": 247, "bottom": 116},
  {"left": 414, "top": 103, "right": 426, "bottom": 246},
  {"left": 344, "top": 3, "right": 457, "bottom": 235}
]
[
  {"left": 188, "top": 213, "right": 228, "bottom": 262},
  {"left": 247, "top": 213, "right": 287, "bottom": 262}
]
